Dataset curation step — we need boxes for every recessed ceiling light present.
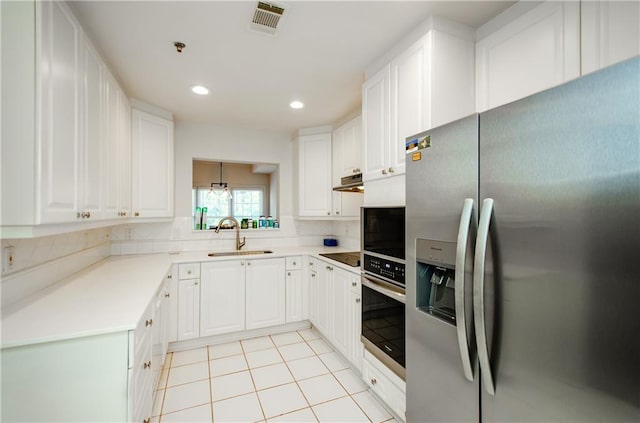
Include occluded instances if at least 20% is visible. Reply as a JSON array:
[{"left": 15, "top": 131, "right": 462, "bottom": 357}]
[
  {"left": 192, "top": 85, "right": 209, "bottom": 95},
  {"left": 290, "top": 100, "right": 304, "bottom": 109}
]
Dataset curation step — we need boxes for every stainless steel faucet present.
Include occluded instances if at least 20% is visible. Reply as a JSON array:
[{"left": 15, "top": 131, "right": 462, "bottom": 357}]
[{"left": 214, "top": 216, "right": 246, "bottom": 250}]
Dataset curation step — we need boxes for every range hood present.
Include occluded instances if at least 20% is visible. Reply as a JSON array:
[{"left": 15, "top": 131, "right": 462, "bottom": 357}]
[{"left": 333, "top": 173, "right": 364, "bottom": 193}]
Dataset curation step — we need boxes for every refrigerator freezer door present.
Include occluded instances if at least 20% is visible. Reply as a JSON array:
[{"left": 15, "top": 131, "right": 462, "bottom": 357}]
[
  {"left": 406, "top": 114, "right": 479, "bottom": 422},
  {"left": 478, "top": 57, "right": 640, "bottom": 421}
]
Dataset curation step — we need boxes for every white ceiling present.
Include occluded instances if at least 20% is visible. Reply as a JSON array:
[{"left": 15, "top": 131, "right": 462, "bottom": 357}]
[{"left": 69, "top": 1, "right": 515, "bottom": 135}]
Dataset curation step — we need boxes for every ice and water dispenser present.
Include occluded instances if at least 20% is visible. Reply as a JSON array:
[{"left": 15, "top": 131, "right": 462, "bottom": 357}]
[{"left": 416, "top": 238, "right": 458, "bottom": 324}]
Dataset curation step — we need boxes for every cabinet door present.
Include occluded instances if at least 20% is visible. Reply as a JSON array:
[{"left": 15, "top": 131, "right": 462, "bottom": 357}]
[
  {"left": 476, "top": 1, "right": 580, "bottom": 111},
  {"left": 38, "top": 1, "right": 81, "bottom": 223},
  {"left": 581, "top": 0, "right": 640, "bottom": 75},
  {"left": 286, "top": 269, "right": 303, "bottom": 323},
  {"left": 297, "top": 133, "right": 332, "bottom": 217},
  {"left": 332, "top": 116, "right": 363, "bottom": 184},
  {"left": 177, "top": 278, "right": 200, "bottom": 341},
  {"left": 103, "top": 71, "right": 120, "bottom": 219},
  {"left": 315, "top": 263, "right": 333, "bottom": 338},
  {"left": 200, "top": 261, "right": 245, "bottom": 336},
  {"left": 308, "top": 270, "right": 318, "bottom": 325},
  {"left": 246, "top": 258, "right": 286, "bottom": 330},
  {"left": 331, "top": 267, "right": 351, "bottom": 358},
  {"left": 80, "top": 37, "right": 103, "bottom": 219},
  {"left": 362, "top": 65, "right": 390, "bottom": 182},
  {"left": 131, "top": 109, "right": 173, "bottom": 218},
  {"left": 389, "top": 36, "right": 428, "bottom": 176},
  {"left": 349, "top": 290, "right": 363, "bottom": 371},
  {"left": 118, "top": 92, "right": 131, "bottom": 217}
]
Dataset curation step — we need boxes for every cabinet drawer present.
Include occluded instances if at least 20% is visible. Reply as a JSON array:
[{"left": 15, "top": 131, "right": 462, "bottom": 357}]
[
  {"left": 286, "top": 256, "right": 302, "bottom": 270},
  {"left": 307, "top": 256, "right": 318, "bottom": 270},
  {"left": 179, "top": 263, "right": 200, "bottom": 279},
  {"left": 362, "top": 355, "right": 406, "bottom": 421}
]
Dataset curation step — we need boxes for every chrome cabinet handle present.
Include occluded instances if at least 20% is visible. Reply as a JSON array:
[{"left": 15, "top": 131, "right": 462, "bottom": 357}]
[
  {"left": 165, "top": 293, "right": 170, "bottom": 298},
  {"left": 287, "top": 272, "right": 291, "bottom": 276},
  {"left": 370, "top": 378, "right": 377, "bottom": 385},
  {"left": 352, "top": 282, "right": 357, "bottom": 287},
  {"left": 474, "top": 198, "right": 495, "bottom": 395},
  {"left": 144, "top": 361, "right": 151, "bottom": 369},
  {"left": 293, "top": 261, "right": 296, "bottom": 266},
  {"left": 388, "top": 167, "right": 394, "bottom": 173},
  {"left": 355, "top": 298, "right": 361, "bottom": 303},
  {"left": 145, "top": 319, "right": 153, "bottom": 327},
  {"left": 455, "top": 198, "right": 476, "bottom": 382},
  {"left": 381, "top": 169, "right": 387, "bottom": 175}
]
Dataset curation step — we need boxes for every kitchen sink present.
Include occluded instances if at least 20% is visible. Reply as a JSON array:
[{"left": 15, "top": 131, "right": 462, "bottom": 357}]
[{"left": 208, "top": 250, "right": 273, "bottom": 257}]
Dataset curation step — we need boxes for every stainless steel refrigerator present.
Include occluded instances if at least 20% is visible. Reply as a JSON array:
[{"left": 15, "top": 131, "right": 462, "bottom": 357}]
[{"left": 405, "top": 56, "right": 640, "bottom": 422}]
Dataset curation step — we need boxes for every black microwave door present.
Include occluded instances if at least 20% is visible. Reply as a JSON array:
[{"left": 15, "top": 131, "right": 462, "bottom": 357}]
[{"left": 362, "top": 207, "right": 405, "bottom": 260}]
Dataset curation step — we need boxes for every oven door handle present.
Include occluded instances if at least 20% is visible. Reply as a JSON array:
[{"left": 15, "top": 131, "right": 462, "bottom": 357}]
[{"left": 361, "top": 275, "right": 406, "bottom": 304}]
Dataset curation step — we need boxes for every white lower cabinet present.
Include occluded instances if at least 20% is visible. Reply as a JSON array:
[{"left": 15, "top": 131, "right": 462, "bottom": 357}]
[
  {"left": 310, "top": 258, "right": 363, "bottom": 371},
  {"left": 0, "top": 277, "right": 170, "bottom": 422},
  {"left": 177, "top": 263, "right": 201, "bottom": 341},
  {"left": 314, "top": 262, "right": 333, "bottom": 337},
  {"left": 245, "top": 258, "right": 286, "bottom": 330},
  {"left": 285, "top": 256, "right": 306, "bottom": 323},
  {"left": 184, "top": 258, "right": 286, "bottom": 338},
  {"left": 307, "top": 257, "right": 319, "bottom": 324},
  {"left": 363, "top": 350, "right": 406, "bottom": 422},
  {"left": 200, "top": 260, "right": 246, "bottom": 336}
]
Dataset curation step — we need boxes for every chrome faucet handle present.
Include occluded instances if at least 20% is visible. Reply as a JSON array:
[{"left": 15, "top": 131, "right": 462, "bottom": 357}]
[{"left": 239, "top": 237, "right": 246, "bottom": 250}]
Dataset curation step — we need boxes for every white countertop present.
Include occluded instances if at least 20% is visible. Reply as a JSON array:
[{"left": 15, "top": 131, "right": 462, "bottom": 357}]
[{"left": 1, "top": 246, "right": 360, "bottom": 349}]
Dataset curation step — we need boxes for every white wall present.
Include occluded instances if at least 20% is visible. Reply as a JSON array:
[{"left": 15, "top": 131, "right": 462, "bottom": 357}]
[
  {"left": 109, "top": 121, "right": 337, "bottom": 254},
  {"left": 175, "top": 122, "right": 293, "bottom": 218}
]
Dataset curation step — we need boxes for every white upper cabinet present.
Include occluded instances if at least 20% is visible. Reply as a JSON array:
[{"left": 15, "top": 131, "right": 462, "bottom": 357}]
[
  {"left": 363, "top": 19, "right": 475, "bottom": 182},
  {"left": 362, "top": 66, "right": 390, "bottom": 182},
  {"left": 38, "top": 1, "right": 82, "bottom": 223},
  {"left": 81, "top": 37, "right": 104, "bottom": 220},
  {"left": 581, "top": 0, "right": 640, "bottom": 75},
  {"left": 332, "top": 116, "right": 363, "bottom": 184},
  {"left": 1, "top": 1, "right": 136, "bottom": 234},
  {"left": 331, "top": 117, "right": 364, "bottom": 217},
  {"left": 131, "top": 109, "right": 174, "bottom": 218},
  {"left": 295, "top": 133, "right": 332, "bottom": 217},
  {"left": 118, "top": 92, "right": 132, "bottom": 217},
  {"left": 476, "top": 1, "right": 581, "bottom": 111}
]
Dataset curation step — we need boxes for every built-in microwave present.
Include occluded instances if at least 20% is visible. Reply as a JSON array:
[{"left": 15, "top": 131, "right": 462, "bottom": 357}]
[{"left": 361, "top": 206, "right": 405, "bottom": 288}]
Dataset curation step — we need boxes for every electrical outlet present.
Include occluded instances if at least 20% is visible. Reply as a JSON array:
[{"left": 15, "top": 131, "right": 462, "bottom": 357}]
[{"left": 3, "top": 246, "right": 15, "bottom": 273}]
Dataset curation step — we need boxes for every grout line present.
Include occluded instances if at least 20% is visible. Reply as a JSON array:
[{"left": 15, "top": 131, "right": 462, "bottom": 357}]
[
  {"left": 206, "top": 344, "right": 215, "bottom": 423},
  {"left": 162, "top": 328, "right": 390, "bottom": 423}
]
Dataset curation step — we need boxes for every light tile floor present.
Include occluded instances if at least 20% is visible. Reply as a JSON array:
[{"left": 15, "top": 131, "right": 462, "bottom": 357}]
[{"left": 153, "top": 328, "right": 399, "bottom": 422}]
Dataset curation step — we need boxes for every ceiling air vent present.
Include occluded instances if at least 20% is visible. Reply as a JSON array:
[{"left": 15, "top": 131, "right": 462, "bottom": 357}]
[{"left": 249, "top": 1, "right": 287, "bottom": 36}]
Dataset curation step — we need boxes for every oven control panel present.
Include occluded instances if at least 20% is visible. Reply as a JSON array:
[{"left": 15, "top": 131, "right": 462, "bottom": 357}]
[{"left": 363, "top": 254, "right": 405, "bottom": 286}]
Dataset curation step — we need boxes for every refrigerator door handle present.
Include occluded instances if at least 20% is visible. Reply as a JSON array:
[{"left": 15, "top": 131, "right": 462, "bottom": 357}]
[
  {"left": 474, "top": 198, "right": 496, "bottom": 395},
  {"left": 455, "top": 198, "right": 475, "bottom": 382}
]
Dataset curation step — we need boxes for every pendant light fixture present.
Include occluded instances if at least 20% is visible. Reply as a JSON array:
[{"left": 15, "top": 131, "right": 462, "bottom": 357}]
[{"left": 208, "top": 162, "right": 232, "bottom": 200}]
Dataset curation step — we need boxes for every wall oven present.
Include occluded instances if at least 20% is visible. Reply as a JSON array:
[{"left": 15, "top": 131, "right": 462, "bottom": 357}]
[{"left": 361, "top": 206, "right": 406, "bottom": 379}]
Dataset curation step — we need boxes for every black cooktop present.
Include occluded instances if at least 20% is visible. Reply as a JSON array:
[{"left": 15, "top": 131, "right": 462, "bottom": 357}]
[{"left": 318, "top": 251, "right": 361, "bottom": 267}]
